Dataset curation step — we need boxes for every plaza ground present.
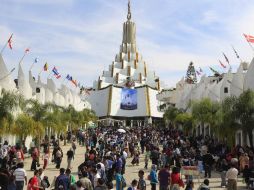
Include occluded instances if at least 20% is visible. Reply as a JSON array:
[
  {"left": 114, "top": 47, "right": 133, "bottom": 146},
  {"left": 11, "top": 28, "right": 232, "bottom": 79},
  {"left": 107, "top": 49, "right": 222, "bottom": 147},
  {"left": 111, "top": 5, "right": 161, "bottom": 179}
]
[{"left": 23, "top": 143, "right": 246, "bottom": 190}]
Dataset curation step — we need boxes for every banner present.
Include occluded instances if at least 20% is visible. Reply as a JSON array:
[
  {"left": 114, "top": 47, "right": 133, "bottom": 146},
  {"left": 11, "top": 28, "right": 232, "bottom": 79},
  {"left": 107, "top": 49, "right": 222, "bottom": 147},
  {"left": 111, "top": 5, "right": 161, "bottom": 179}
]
[{"left": 120, "top": 88, "right": 137, "bottom": 110}]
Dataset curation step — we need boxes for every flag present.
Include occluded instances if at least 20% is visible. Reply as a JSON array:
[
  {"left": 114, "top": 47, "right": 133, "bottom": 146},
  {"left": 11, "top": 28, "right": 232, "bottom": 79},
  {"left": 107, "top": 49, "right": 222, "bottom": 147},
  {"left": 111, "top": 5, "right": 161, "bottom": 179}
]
[
  {"left": 219, "top": 60, "right": 226, "bottom": 68},
  {"left": 232, "top": 46, "right": 240, "bottom": 59},
  {"left": 199, "top": 67, "right": 203, "bottom": 73},
  {"left": 222, "top": 52, "right": 229, "bottom": 64},
  {"left": 55, "top": 74, "right": 61, "bottom": 79},
  {"left": 71, "top": 79, "right": 77, "bottom": 87},
  {"left": 66, "top": 74, "right": 72, "bottom": 81},
  {"left": 7, "top": 34, "right": 13, "bottom": 49},
  {"left": 52, "top": 67, "right": 59, "bottom": 75},
  {"left": 243, "top": 33, "right": 254, "bottom": 43},
  {"left": 196, "top": 71, "right": 201, "bottom": 75},
  {"left": 25, "top": 48, "right": 30, "bottom": 53},
  {"left": 34, "top": 58, "right": 39, "bottom": 63},
  {"left": 43, "top": 63, "right": 48, "bottom": 71},
  {"left": 209, "top": 67, "right": 220, "bottom": 75}
]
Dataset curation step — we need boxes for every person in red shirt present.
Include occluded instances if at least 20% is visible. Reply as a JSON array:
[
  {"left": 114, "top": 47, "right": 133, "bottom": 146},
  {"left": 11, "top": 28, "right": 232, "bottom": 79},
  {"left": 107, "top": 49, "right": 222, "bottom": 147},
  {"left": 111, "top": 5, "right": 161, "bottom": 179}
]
[
  {"left": 28, "top": 170, "right": 43, "bottom": 190},
  {"left": 170, "top": 167, "right": 184, "bottom": 190}
]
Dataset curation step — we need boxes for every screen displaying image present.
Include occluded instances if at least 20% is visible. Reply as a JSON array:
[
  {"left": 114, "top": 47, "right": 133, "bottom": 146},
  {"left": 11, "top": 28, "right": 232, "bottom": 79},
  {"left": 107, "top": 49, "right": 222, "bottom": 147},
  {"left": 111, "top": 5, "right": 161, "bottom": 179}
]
[{"left": 120, "top": 88, "right": 137, "bottom": 110}]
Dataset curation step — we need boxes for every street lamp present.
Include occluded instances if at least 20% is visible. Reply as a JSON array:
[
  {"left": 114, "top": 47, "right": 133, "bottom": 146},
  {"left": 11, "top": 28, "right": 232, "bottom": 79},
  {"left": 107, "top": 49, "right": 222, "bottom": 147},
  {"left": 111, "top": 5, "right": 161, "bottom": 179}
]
[{"left": 0, "top": 68, "right": 15, "bottom": 81}]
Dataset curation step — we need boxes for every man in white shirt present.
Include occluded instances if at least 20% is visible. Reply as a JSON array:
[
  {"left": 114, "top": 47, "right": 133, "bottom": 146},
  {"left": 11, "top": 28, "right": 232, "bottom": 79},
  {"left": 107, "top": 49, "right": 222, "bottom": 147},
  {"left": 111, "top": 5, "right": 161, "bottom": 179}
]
[
  {"left": 13, "top": 162, "right": 27, "bottom": 190},
  {"left": 226, "top": 163, "right": 238, "bottom": 190}
]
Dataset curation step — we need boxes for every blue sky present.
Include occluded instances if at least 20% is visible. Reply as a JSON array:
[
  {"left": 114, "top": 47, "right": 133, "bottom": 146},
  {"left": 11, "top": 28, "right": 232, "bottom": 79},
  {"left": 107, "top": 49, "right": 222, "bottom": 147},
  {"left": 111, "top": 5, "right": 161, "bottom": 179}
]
[{"left": 0, "top": 0, "right": 254, "bottom": 88}]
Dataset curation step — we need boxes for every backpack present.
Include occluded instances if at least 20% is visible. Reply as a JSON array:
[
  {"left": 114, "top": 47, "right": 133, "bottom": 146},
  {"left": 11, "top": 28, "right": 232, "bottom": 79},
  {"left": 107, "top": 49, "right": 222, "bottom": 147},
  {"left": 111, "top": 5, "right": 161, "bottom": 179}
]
[{"left": 41, "top": 176, "right": 50, "bottom": 188}]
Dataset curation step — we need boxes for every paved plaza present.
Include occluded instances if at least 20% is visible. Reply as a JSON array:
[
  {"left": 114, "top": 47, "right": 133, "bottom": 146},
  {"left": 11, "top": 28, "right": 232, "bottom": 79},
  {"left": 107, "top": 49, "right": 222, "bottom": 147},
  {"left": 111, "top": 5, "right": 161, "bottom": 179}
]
[{"left": 22, "top": 142, "right": 246, "bottom": 190}]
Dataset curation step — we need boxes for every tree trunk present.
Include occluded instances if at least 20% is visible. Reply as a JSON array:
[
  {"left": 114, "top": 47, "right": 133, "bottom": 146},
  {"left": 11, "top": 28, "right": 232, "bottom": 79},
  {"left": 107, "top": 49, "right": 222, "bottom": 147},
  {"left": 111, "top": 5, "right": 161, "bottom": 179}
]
[{"left": 248, "top": 130, "right": 253, "bottom": 148}]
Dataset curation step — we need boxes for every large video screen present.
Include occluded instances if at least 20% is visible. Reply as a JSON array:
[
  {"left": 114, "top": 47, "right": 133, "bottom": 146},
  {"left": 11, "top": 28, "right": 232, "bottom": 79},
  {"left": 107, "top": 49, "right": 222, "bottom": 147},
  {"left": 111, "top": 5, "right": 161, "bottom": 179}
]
[{"left": 120, "top": 88, "right": 137, "bottom": 110}]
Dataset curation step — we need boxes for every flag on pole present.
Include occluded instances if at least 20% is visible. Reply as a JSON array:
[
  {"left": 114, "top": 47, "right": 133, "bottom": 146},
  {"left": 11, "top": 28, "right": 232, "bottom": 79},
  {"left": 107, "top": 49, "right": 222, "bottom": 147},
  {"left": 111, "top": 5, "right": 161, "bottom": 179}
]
[
  {"left": 7, "top": 34, "right": 13, "bottom": 49},
  {"left": 43, "top": 63, "right": 48, "bottom": 71},
  {"left": 232, "top": 46, "right": 240, "bottom": 59},
  {"left": 71, "top": 79, "right": 77, "bottom": 87},
  {"left": 34, "top": 58, "right": 39, "bottom": 63},
  {"left": 222, "top": 52, "right": 229, "bottom": 64},
  {"left": 196, "top": 71, "right": 201, "bottom": 75},
  {"left": 52, "top": 67, "right": 59, "bottom": 75},
  {"left": 219, "top": 60, "right": 226, "bottom": 68},
  {"left": 25, "top": 48, "right": 30, "bottom": 53},
  {"left": 55, "top": 74, "right": 61, "bottom": 79},
  {"left": 66, "top": 74, "right": 72, "bottom": 81},
  {"left": 243, "top": 33, "right": 254, "bottom": 43},
  {"left": 209, "top": 67, "right": 220, "bottom": 75}
]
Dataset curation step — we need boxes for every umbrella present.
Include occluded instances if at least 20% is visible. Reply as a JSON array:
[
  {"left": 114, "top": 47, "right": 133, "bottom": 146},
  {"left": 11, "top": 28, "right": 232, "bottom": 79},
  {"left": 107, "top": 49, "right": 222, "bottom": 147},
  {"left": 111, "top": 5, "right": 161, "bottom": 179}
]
[{"left": 117, "top": 129, "right": 126, "bottom": 133}]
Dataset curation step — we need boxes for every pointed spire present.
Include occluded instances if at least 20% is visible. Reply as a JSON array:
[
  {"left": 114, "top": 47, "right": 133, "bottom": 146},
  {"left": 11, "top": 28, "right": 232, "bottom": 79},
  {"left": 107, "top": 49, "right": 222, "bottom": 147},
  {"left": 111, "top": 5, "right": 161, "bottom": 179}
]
[{"left": 127, "top": 0, "right": 131, "bottom": 21}]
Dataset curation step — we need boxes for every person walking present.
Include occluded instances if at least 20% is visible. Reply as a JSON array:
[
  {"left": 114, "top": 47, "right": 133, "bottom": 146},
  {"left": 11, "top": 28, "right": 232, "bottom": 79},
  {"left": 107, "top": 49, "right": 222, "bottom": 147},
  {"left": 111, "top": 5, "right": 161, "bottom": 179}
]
[
  {"left": 55, "top": 168, "right": 70, "bottom": 190},
  {"left": 55, "top": 147, "right": 63, "bottom": 169},
  {"left": 226, "top": 163, "right": 238, "bottom": 190},
  {"left": 66, "top": 148, "right": 74, "bottom": 169},
  {"left": 203, "top": 151, "right": 214, "bottom": 178},
  {"left": 13, "top": 162, "right": 27, "bottom": 190},
  {"left": 149, "top": 164, "right": 158, "bottom": 190},
  {"left": 158, "top": 165, "right": 170, "bottom": 190}
]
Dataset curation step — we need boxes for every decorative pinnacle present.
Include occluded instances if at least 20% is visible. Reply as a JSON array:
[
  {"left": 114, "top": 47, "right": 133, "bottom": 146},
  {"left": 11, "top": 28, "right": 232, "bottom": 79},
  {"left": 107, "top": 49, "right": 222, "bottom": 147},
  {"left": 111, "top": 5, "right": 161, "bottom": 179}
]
[{"left": 127, "top": 0, "right": 131, "bottom": 21}]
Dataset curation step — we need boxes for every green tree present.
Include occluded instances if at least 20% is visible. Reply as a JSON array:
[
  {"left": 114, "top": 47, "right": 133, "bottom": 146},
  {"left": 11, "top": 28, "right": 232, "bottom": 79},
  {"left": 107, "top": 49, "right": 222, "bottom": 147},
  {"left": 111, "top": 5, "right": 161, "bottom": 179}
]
[
  {"left": 191, "top": 98, "right": 220, "bottom": 135},
  {"left": 174, "top": 112, "right": 193, "bottom": 134},
  {"left": 234, "top": 90, "right": 254, "bottom": 147},
  {"left": 214, "top": 96, "right": 239, "bottom": 146},
  {"left": 163, "top": 106, "right": 181, "bottom": 127},
  {"left": 0, "top": 89, "right": 19, "bottom": 134}
]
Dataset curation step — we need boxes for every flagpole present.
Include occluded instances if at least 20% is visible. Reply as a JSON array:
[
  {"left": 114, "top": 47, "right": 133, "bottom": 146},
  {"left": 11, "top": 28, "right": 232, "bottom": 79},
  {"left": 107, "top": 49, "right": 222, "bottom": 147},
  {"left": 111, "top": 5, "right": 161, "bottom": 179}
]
[
  {"left": 19, "top": 52, "right": 27, "bottom": 65},
  {"left": 38, "top": 68, "right": 43, "bottom": 76},
  {"left": 0, "top": 41, "right": 9, "bottom": 55},
  {"left": 0, "top": 33, "right": 13, "bottom": 55},
  {"left": 29, "top": 62, "right": 35, "bottom": 71}
]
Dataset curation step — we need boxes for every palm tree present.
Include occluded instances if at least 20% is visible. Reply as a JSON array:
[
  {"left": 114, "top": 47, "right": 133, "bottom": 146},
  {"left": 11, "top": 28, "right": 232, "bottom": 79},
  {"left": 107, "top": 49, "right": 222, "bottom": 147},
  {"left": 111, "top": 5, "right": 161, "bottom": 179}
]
[
  {"left": 13, "top": 114, "right": 43, "bottom": 143},
  {"left": 233, "top": 90, "right": 254, "bottom": 147},
  {"left": 191, "top": 98, "right": 220, "bottom": 136},
  {"left": 174, "top": 112, "right": 193, "bottom": 134},
  {"left": 214, "top": 96, "right": 239, "bottom": 146},
  {"left": 0, "top": 89, "right": 19, "bottom": 134},
  {"left": 163, "top": 106, "right": 181, "bottom": 127}
]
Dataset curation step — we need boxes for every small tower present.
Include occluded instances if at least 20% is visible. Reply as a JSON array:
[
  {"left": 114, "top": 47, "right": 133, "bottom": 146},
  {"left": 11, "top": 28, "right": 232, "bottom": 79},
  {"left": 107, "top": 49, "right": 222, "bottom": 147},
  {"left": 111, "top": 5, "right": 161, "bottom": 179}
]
[{"left": 185, "top": 62, "right": 197, "bottom": 84}]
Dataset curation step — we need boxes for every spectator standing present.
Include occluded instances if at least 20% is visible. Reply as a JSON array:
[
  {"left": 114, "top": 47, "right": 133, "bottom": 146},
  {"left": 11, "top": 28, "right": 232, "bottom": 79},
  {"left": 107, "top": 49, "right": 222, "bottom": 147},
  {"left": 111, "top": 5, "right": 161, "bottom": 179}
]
[
  {"left": 13, "top": 162, "right": 27, "bottom": 190},
  {"left": 226, "top": 163, "right": 238, "bottom": 190},
  {"left": 158, "top": 165, "right": 170, "bottom": 190}
]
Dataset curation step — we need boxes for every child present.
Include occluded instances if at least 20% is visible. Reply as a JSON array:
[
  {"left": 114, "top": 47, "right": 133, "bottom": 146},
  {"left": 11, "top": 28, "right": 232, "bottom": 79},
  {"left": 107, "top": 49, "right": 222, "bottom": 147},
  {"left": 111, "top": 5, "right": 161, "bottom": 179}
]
[
  {"left": 127, "top": 179, "right": 138, "bottom": 190},
  {"left": 137, "top": 170, "right": 146, "bottom": 190}
]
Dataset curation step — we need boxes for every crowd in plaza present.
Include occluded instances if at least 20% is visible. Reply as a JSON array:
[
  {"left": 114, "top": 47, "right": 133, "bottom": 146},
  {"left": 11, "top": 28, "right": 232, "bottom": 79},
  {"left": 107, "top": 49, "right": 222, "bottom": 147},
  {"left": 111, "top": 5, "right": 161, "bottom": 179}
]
[{"left": 0, "top": 126, "right": 253, "bottom": 190}]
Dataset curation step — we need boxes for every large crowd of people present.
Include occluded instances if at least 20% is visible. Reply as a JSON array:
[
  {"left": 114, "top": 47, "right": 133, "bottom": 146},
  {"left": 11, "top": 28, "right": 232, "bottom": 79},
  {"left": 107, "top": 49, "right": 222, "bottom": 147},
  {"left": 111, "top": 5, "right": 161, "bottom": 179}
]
[{"left": 0, "top": 125, "right": 253, "bottom": 190}]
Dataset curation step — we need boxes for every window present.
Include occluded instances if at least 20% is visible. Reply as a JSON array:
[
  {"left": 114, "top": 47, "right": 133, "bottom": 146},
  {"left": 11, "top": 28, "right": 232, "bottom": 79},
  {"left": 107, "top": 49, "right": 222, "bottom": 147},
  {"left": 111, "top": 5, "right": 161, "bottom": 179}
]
[{"left": 224, "top": 87, "right": 228, "bottom": 93}]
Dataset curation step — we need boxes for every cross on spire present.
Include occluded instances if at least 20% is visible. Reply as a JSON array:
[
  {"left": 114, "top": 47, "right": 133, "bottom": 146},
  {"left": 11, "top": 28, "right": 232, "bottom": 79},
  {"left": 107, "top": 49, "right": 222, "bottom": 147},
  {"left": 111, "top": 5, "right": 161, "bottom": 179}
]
[{"left": 127, "top": 0, "right": 131, "bottom": 21}]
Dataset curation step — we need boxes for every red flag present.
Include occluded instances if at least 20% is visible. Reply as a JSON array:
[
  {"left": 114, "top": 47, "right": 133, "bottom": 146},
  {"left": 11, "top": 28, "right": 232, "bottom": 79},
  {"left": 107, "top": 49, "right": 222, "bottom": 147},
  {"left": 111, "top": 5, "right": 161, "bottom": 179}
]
[
  {"left": 243, "top": 33, "right": 254, "bottom": 43},
  {"left": 55, "top": 74, "right": 61, "bottom": 79},
  {"left": 219, "top": 60, "right": 226, "bottom": 68},
  {"left": 7, "top": 34, "right": 13, "bottom": 49},
  {"left": 25, "top": 48, "right": 30, "bottom": 53},
  {"left": 71, "top": 79, "right": 77, "bottom": 87}
]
